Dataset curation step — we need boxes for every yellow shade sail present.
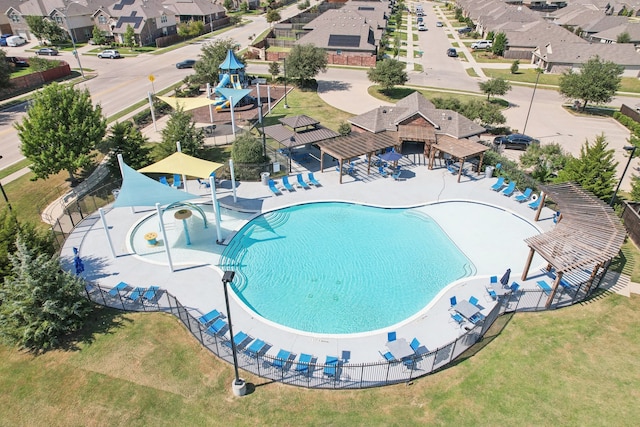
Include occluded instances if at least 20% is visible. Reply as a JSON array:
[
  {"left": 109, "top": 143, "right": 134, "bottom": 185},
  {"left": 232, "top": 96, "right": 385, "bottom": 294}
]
[
  {"left": 157, "top": 95, "right": 217, "bottom": 112},
  {"left": 138, "top": 152, "right": 223, "bottom": 179}
]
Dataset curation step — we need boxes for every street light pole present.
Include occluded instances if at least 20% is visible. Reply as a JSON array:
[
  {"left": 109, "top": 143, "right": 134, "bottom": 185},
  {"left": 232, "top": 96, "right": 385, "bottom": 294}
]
[
  {"left": 221, "top": 270, "right": 246, "bottom": 396},
  {"left": 522, "top": 68, "right": 543, "bottom": 136},
  {"left": 283, "top": 57, "right": 288, "bottom": 109},
  {"left": 610, "top": 145, "right": 637, "bottom": 207},
  {"left": 62, "top": 9, "right": 85, "bottom": 79},
  {"left": 0, "top": 156, "right": 12, "bottom": 211}
]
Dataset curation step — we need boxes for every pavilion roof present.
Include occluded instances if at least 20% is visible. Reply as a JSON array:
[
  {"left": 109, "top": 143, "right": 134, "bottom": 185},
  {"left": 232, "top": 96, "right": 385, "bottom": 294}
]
[
  {"left": 433, "top": 135, "right": 490, "bottom": 159},
  {"left": 317, "top": 131, "right": 398, "bottom": 161}
]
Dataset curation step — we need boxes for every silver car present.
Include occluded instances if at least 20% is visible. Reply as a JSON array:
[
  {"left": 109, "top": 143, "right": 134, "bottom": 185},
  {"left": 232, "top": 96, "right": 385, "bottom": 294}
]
[{"left": 97, "top": 49, "right": 121, "bottom": 59}]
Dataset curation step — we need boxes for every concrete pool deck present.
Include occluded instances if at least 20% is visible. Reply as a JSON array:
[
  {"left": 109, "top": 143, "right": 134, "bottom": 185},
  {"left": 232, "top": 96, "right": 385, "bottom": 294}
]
[{"left": 62, "top": 159, "right": 561, "bottom": 365}]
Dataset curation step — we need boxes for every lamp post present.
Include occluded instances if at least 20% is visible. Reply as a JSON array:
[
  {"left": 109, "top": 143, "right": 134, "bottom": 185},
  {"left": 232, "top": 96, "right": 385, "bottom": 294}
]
[
  {"left": 522, "top": 68, "right": 543, "bottom": 136},
  {"left": 610, "top": 145, "right": 637, "bottom": 207},
  {"left": 283, "top": 57, "right": 288, "bottom": 109},
  {"left": 221, "top": 270, "right": 246, "bottom": 396},
  {"left": 60, "top": 6, "right": 85, "bottom": 78},
  {"left": 0, "top": 156, "right": 12, "bottom": 211}
]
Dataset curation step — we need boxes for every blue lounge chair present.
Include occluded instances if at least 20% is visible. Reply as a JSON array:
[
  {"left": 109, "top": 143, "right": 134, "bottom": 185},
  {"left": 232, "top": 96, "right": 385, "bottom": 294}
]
[
  {"left": 528, "top": 196, "right": 541, "bottom": 209},
  {"left": 379, "top": 166, "right": 388, "bottom": 178},
  {"left": 197, "top": 178, "right": 211, "bottom": 188},
  {"left": 392, "top": 170, "right": 401, "bottom": 180},
  {"left": 410, "top": 338, "right": 421, "bottom": 353},
  {"left": 490, "top": 176, "right": 505, "bottom": 191},
  {"left": 271, "top": 349, "right": 292, "bottom": 370},
  {"left": 469, "top": 296, "right": 480, "bottom": 307},
  {"left": 486, "top": 287, "right": 497, "bottom": 300},
  {"left": 296, "top": 173, "right": 310, "bottom": 189},
  {"left": 225, "top": 331, "right": 250, "bottom": 350},
  {"left": 451, "top": 312, "right": 465, "bottom": 325},
  {"left": 142, "top": 286, "right": 159, "bottom": 302},
  {"left": 536, "top": 280, "right": 552, "bottom": 295},
  {"left": 323, "top": 355, "right": 339, "bottom": 378},
  {"left": 510, "top": 282, "right": 520, "bottom": 293},
  {"left": 381, "top": 351, "right": 395, "bottom": 362},
  {"left": 245, "top": 339, "right": 267, "bottom": 357},
  {"left": 402, "top": 356, "right": 415, "bottom": 369},
  {"left": 450, "top": 296, "right": 457, "bottom": 307},
  {"left": 127, "top": 287, "right": 145, "bottom": 302},
  {"left": 295, "top": 353, "right": 313, "bottom": 374},
  {"left": 502, "top": 181, "right": 516, "bottom": 197},
  {"left": 207, "top": 318, "right": 227, "bottom": 335},
  {"left": 108, "top": 281, "right": 128, "bottom": 297},
  {"left": 282, "top": 176, "right": 295, "bottom": 192},
  {"left": 515, "top": 188, "right": 533, "bottom": 202},
  {"left": 387, "top": 331, "right": 396, "bottom": 342},
  {"left": 307, "top": 172, "right": 321, "bottom": 186},
  {"left": 268, "top": 179, "right": 281, "bottom": 196},
  {"left": 198, "top": 309, "right": 221, "bottom": 326},
  {"left": 172, "top": 174, "right": 182, "bottom": 189},
  {"left": 159, "top": 176, "right": 170, "bottom": 186}
]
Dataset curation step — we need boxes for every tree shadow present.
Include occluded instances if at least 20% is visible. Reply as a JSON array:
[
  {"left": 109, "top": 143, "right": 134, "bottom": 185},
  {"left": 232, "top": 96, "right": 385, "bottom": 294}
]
[{"left": 57, "top": 306, "right": 132, "bottom": 353}]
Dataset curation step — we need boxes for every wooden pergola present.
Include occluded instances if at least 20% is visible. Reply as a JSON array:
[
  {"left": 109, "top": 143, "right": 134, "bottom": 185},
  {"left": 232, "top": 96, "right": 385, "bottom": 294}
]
[
  {"left": 428, "top": 135, "right": 490, "bottom": 182},
  {"left": 521, "top": 182, "right": 627, "bottom": 307},
  {"left": 317, "top": 132, "right": 399, "bottom": 183}
]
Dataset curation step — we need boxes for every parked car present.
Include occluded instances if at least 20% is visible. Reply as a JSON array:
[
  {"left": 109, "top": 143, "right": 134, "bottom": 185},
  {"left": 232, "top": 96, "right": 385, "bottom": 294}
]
[
  {"left": 97, "top": 49, "right": 121, "bottom": 59},
  {"left": 4, "top": 56, "right": 29, "bottom": 68},
  {"left": 417, "top": 16, "right": 423, "bottom": 23},
  {"left": 176, "top": 59, "right": 196, "bottom": 69},
  {"left": 0, "top": 34, "right": 13, "bottom": 46},
  {"left": 436, "top": 21, "right": 443, "bottom": 27},
  {"left": 471, "top": 40, "right": 492, "bottom": 49},
  {"left": 447, "top": 48, "right": 458, "bottom": 57},
  {"left": 35, "top": 48, "right": 59, "bottom": 56},
  {"left": 418, "top": 23, "right": 427, "bottom": 31},
  {"left": 6, "top": 35, "right": 26, "bottom": 47},
  {"left": 457, "top": 27, "right": 473, "bottom": 34},
  {"left": 493, "top": 134, "right": 539, "bottom": 150}
]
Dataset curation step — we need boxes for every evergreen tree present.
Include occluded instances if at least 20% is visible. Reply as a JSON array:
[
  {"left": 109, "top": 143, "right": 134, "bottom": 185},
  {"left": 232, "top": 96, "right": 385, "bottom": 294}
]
[
  {"left": 158, "top": 106, "right": 205, "bottom": 157},
  {"left": 15, "top": 83, "right": 107, "bottom": 184},
  {"left": 554, "top": 134, "right": 618, "bottom": 201},
  {"left": 269, "top": 61, "right": 280, "bottom": 81},
  {"left": 92, "top": 26, "right": 106, "bottom": 45},
  {"left": 491, "top": 32, "right": 507, "bottom": 56},
  {"left": 630, "top": 174, "right": 640, "bottom": 201},
  {"left": 124, "top": 24, "right": 136, "bottom": 48},
  {"left": 231, "top": 132, "right": 266, "bottom": 163},
  {"left": 102, "top": 121, "right": 152, "bottom": 177},
  {"left": 0, "top": 236, "right": 92, "bottom": 352},
  {"left": 0, "top": 50, "right": 12, "bottom": 89}
]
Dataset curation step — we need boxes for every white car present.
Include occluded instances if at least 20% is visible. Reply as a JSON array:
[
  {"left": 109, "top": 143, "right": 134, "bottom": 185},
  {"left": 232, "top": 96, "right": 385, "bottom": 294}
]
[
  {"left": 471, "top": 40, "right": 492, "bottom": 49},
  {"left": 418, "top": 23, "right": 427, "bottom": 31},
  {"left": 97, "top": 49, "right": 121, "bottom": 59}
]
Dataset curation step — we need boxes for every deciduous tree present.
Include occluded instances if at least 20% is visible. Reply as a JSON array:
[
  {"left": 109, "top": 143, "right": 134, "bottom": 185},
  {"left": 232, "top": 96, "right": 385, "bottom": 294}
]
[
  {"left": 231, "top": 132, "right": 266, "bottom": 163},
  {"left": 123, "top": 24, "right": 136, "bottom": 48},
  {"left": 559, "top": 56, "right": 623, "bottom": 111},
  {"left": 15, "top": 83, "right": 107, "bottom": 183},
  {"left": 193, "top": 38, "right": 242, "bottom": 85},
  {"left": 0, "top": 50, "right": 12, "bottom": 89},
  {"left": 92, "top": 25, "right": 106, "bottom": 45},
  {"left": 269, "top": 61, "right": 280, "bottom": 80},
  {"left": 367, "top": 58, "right": 408, "bottom": 92},
  {"left": 266, "top": 9, "right": 281, "bottom": 24},
  {"left": 285, "top": 44, "right": 328, "bottom": 87},
  {"left": 520, "top": 143, "right": 569, "bottom": 182},
  {"left": 478, "top": 77, "right": 512, "bottom": 100}
]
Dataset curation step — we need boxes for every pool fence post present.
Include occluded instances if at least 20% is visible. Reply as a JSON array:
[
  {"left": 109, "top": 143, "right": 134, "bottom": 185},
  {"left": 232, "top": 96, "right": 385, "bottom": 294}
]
[
  {"left": 267, "top": 85, "right": 272, "bottom": 113},
  {"left": 209, "top": 174, "right": 223, "bottom": 244},
  {"left": 175, "top": 141, "right": 188, "bottom": 192},
  {"left": 229, "top": 159, "right": 237, "bottom": 203},
  {"left": 156, "top": 203, "right": 174, "bottom": 272},
  {"left": 207, "top": 83, "right": 214, "bottom": 123},
  {"left": 222, "top": 270, "right": 247, "bottom": 396},
  {"left": 230, "top": 96, "right": 236, "bottom": 138}
]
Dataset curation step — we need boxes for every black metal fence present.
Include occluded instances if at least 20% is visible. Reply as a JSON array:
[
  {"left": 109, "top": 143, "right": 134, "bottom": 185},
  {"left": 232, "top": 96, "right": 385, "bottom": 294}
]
[{"left": 82, "top": 269, "right": 607, "bottom": 389}]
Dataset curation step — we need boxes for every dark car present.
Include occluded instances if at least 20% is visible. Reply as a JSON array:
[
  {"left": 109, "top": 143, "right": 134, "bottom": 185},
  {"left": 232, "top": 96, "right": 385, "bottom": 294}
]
[
  {"left": 35, "top": 48, "right": 59, "bottom": 56},
  {"left": 176, "top": 59, "right": 196, "bottom": 69},
  {"left": 447, "top": 48, "right": 458, "bottom": 57},
  {"left": 458, "top": 26, "right": 473, "bottom": 34},
  {"left": 5, "top": 56, "right": 29, "bottom": 68},
  {"left": 0, "top": 34, "right": 12, "bottom": 46},
  {"left": 493, "top": 134, "right": 539, "bottom": 150}
]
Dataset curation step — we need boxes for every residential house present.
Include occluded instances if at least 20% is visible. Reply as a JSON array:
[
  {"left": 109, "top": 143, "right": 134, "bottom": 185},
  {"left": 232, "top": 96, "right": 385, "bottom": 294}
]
[
  {"left": 162, "top": 0, "right": 226, "bottom": 27},
  {"left": 532, "top": 41, "right": 640, "bottom": 75},
  {"left": 590, "top": 22, "right": 640, "bottom": 45},
  {"left": 107, "top": 0, "right": 177, "bottom": 46}
]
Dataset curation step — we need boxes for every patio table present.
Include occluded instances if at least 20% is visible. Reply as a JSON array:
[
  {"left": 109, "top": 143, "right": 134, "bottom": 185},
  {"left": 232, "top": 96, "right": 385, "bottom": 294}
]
[
  {"left": 455, "top": 300, "right": 480, "bottom": 320},
  {"left": 490, "top": 283, "right": 512, "bottom": 296},
  {"left": 386, "top": 338, "right": 414, "bottom": 360}
]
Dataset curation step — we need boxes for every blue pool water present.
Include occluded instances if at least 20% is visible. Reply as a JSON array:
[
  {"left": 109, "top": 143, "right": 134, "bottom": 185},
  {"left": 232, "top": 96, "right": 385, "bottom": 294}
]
[{"left": 221, "top": 203, "right": 474, "bottom": 334}]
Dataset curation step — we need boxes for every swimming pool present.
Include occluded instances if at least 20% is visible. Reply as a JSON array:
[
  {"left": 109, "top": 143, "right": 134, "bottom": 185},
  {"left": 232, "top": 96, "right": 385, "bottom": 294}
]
[{"left": 221, "top": 202, "right": 475, "bottom": 334}]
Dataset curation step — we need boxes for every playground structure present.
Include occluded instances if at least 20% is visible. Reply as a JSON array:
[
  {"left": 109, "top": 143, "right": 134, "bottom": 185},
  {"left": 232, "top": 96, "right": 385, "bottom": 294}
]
[{"left": 214, "top": 49, "right": 253, "bottom": 110}]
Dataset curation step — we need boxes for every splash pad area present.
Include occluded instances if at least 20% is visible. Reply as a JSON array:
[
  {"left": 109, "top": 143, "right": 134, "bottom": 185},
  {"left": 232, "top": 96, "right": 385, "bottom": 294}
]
[{"left": 128, "top": 203, "right": 253, "bottom": 267}]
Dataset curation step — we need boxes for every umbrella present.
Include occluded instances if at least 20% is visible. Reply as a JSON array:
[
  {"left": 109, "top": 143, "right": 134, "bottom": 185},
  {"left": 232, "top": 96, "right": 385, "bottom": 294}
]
[
  {"left": 379, "top": 151, "right": 403, "bottom": 163},
  {"left": 499, "top": 268, "right": 511, "bottom": 287},
  {"left": 73, "top": 247, "right": 84, "bottom": 275}
]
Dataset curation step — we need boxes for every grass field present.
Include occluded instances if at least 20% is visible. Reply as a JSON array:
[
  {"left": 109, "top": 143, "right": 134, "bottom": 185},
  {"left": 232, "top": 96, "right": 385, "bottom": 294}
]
[{"left": 1, "top": 292, "right": 639, "bottom": 426}]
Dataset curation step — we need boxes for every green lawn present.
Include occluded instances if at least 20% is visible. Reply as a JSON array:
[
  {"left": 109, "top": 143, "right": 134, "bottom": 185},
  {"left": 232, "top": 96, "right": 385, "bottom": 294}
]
[{"left": 1, "top": 293, "right": 639, "bottom": 425}]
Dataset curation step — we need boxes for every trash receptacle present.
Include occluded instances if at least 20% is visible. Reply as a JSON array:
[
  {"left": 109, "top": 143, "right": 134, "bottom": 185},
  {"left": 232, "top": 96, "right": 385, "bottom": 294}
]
[
  {"left": 485, "top": 166, "right": 494, "bottom": 178},
  {"left": 261, "top": 172, "right": 270, "bottom": 185}
]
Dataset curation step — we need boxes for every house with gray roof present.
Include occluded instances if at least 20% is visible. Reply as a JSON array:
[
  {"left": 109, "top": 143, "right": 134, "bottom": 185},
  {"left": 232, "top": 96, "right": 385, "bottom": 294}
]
[
  {"left": 162, "top": 0, "right": 226, "bottom": 26},
  {"left": 348, "top": 91, "right": 486, "bottom": 161},
  {"left": 106, "top": 0, "right": 176, "bottom": 46},
  {"left": 590, "top": 22, "right": 640, "bottom": 45},
  {"left": 532, "top": 41, "right": 640, "bottom": 75}
]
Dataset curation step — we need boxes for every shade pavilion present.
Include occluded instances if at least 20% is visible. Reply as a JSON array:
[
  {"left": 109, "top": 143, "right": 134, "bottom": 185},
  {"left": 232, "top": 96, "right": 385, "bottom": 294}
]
[{"left": 427, "top": 135, "right": 489, "bottom": 182}]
